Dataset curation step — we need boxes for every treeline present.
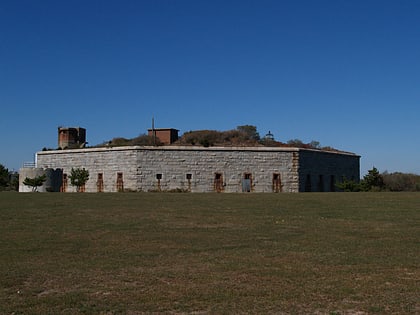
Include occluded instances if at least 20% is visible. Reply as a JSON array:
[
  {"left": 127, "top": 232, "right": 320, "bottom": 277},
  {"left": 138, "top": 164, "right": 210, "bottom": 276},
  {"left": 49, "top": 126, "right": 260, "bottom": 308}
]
[
  {"left": 0, "top": 164, "right": 18, "bottom": 191},
  {"left": 382, "top": 171, "right": 420, "bottom": 191},
  {"left": 338, "top": 167, "right": 420, "bottom": 192}
]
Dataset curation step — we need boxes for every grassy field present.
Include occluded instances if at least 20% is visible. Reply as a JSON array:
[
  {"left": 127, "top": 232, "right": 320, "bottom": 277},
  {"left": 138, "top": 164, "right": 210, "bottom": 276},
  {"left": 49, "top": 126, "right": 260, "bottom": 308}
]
[{"left": 0, "top": 192, "right": 418, "bottom": 314}]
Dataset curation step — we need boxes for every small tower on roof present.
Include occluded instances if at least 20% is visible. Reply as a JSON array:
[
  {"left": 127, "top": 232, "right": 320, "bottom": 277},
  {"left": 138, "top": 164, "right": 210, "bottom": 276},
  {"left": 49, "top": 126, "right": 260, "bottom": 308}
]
[
  {"left": 58, "top": 127, "right": 86, "bottom": 149},
  {"left": 264, "top": 131, "right": 275, "bottom": 141}
]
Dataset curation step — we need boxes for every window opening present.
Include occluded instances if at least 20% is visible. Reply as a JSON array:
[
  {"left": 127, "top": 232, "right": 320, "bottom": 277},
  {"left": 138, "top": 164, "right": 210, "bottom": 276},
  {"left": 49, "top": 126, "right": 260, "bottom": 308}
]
[
  {"left": 156, "top": 174, "right": 162, "bottom": 191},
  {"left": 186, "top": 174, "right": 192, "bottom": 191}
]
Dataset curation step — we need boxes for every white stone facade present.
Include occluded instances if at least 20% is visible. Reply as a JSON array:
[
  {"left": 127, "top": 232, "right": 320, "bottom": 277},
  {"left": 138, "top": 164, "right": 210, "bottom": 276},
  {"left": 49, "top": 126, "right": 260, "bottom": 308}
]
[{"left": 35, "top": 146, "right": 360, "bottom": 193}]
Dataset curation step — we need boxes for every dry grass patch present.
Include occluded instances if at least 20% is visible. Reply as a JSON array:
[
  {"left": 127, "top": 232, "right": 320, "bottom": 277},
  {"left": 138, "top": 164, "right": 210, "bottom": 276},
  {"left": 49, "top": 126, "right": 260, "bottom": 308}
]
[{"left": 0, "top": 192, "right": 418, "bottom": 314}]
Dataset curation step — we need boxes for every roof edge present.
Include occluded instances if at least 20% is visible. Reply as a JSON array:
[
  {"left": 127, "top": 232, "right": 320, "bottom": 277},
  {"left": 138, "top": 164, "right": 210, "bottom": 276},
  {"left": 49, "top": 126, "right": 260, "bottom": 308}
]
[{"left": 36, "top": 145, "right": 359, "bottom": 156}]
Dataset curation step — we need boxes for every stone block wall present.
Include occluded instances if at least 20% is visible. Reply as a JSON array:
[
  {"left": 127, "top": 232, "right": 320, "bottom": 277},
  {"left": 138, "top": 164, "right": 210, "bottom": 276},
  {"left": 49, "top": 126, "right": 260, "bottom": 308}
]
[
  {"left": 135, "top": 147, "right": 299, "bottom": 192},
  {"left": 37, "top": 147, "right": 138, "bottom": 192},
  {"left": 36, "top": 146, "right": 300, "bottom": 192},
  {"left": 35, "top": 146, "right": 359, "bottom": 193}
]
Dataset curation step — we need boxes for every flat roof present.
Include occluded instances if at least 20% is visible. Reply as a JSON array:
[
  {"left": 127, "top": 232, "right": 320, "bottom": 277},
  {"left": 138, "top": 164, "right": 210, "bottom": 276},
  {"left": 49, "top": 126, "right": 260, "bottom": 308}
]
[{"left": 37, "top": 145, "right": 359, "bottom": 157}]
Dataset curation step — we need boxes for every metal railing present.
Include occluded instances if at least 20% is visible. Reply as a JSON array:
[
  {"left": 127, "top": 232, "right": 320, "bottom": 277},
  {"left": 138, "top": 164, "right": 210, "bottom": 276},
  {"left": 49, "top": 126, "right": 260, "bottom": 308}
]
[{"left": 22, "top": 162, "right": 36, "bottom": 168}]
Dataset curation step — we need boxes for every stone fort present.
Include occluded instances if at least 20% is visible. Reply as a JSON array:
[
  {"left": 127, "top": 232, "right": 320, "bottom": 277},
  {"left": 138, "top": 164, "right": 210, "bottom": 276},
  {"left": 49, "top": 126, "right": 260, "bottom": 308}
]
[{"left": 21, "top": 127, "right": 360, "bottom": 193}]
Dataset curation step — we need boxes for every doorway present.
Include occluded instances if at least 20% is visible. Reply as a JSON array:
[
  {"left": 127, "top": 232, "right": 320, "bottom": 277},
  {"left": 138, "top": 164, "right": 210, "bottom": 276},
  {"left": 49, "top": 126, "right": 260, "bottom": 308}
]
[
  {"left": 273, "top": 173, "right": 282, "bottom": 192},
  {"left": 214, "top": 173, "right": 224, "bottom": 192},
  {"left": 97, "top": 173, "right": 104, "bottom": 192},
  {"left": 116, "top": 172, "right": 124, "bottom": 192},
  {"left": 242, "top": 173, "right": 252, "bottom": 192}
]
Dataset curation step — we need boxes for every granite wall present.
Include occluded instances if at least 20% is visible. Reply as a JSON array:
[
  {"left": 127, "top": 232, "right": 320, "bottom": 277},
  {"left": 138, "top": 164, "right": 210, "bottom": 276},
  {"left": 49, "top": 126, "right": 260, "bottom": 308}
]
[{"left": 35, "top": 146, "right": 359, "bottom": 193}]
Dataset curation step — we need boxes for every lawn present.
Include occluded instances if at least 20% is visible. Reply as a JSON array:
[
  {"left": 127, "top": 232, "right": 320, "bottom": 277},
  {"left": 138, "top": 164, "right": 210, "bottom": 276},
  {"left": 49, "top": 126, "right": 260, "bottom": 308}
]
[{"left": 0, "top": 192, "right": 418, "bottom": 314}]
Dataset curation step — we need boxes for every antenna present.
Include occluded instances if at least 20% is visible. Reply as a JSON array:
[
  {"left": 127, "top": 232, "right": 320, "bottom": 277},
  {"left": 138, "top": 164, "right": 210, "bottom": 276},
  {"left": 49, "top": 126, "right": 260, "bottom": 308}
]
[{"left": 152, "top": 117, "right": 156, "bottom": 146}]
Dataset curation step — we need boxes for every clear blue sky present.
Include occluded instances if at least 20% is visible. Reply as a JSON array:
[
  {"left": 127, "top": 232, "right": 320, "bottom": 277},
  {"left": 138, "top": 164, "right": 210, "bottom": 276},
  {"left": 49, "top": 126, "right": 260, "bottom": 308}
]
[{"left": 1, "top": 0, "right": 419, "bottom": 175}]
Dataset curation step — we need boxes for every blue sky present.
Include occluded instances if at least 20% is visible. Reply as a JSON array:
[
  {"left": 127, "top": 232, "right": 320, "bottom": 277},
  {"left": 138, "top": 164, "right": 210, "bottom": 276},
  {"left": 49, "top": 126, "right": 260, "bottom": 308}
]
[{"left": 1, "top": 0, "right": 419, "bottom": 175}]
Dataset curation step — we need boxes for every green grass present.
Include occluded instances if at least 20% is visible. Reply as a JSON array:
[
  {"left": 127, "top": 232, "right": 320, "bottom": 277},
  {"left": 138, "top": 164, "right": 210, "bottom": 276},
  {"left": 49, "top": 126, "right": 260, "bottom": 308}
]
[{"left": 0, "top": 192, "right": 419, "bottom": 314}]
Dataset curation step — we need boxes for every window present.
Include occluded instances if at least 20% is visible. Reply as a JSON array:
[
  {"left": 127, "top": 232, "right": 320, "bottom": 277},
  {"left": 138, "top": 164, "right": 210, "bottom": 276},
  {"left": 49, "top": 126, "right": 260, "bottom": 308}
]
[
  {"left": 185, "top": 174, "right": 192, "bottom": 191},
  {"left": 116, "top": 172, "right": 124, "bottom": 192},
  {"left": 186, "top": 173, "right": 192, "bottom": 191},
  {"left": 156, "top": 174, "right": 162, "bottom": 191}
]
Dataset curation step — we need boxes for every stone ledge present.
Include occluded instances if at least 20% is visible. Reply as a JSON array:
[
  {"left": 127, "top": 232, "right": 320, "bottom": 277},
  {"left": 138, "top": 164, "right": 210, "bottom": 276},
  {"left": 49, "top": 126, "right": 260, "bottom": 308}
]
[{"left": 37, "top": 145, "right": 358, "bottom": 156}]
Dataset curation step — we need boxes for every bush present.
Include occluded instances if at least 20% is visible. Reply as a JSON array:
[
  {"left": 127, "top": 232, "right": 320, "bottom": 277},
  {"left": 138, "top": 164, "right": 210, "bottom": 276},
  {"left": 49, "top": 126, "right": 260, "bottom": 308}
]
[
  {"left": 341, "top": 168, "right": 420, "bottom": 192},
  {"left": 131, "top": 134, "right": 162, "bottom": 146},
  {"left": 69, "top": 168, "right": 90, "bottom": 192},
  {"left": 177, "top": 126, "right": 262, "bottom": 147},
  {"left": 382, "top": 172, "right": 420, "bottom": 191},
  {"left": 97, "top": 134, "right": 162, "bottom": 147},
  {"left": 336, "top": 178, "right": 361, "bottom": 192}
]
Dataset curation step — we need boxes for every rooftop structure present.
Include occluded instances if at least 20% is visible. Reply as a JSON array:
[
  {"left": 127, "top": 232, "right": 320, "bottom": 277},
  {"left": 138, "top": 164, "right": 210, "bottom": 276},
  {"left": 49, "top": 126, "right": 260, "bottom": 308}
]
[
  {"left": 147, "top": 128, "right": 179, "bottom": 145},
  {"left": 58, "top": 127, "right": 86, "bottom": 149}
]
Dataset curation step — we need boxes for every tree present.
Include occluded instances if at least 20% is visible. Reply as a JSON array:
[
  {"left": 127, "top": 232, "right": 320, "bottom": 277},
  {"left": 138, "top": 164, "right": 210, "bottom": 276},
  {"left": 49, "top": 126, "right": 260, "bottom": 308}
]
[
  {"left": 237, "top": 125, "right": 260, "bottom": 141},
  {"left": 360, "top": 167, "right": 384, "bottom": 191},
  {"left": 23, "top": 174, "right": 46, "bottom": 192},
  {"left": 0, "top": 164, "right": 9, "bottom": 189},
  {"left": 9, "top": 173, "right": 19, "bottom": 191},
  {"left": 69, "top": 168, "right": 90, "bottom": 192},
  {"left": 287, "top": 139, "right": 304, "bottom": 147},
  {"left": 309, "top": 140, "right": 321, "bottom": 149}
]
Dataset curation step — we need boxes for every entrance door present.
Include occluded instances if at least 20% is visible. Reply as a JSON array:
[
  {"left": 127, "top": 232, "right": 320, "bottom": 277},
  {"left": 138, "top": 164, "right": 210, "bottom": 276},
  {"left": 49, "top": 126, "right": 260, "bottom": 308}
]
[{"left": 242, "top": 173, "right": 252, "bottom": 192}]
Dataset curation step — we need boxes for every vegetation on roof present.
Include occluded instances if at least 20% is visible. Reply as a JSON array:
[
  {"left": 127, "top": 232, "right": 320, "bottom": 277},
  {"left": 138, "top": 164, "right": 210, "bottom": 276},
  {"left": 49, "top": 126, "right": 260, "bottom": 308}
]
[
  {"left": 94, "top": 125, "right": 340, "bottom": 151},
  {"left": 95, "top": 134, "right": 162, "bottom": 147},
  {"left": 175, "top": 125, "right": 342, "bottom": 152}
]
